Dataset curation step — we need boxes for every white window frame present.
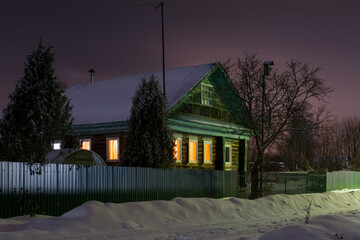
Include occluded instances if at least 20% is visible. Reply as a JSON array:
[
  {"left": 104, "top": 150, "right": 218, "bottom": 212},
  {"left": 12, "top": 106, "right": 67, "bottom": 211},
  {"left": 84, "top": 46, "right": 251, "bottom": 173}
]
[
  {"left": 201, "top": 83, "right": 213, "bottom": 106},
  {"left": 80, "top": 139, "right": 91, "bottom": 150},
  {"left": 225, "top": 143, "right": 232, "bottom": 165},
  {"left": 53, "top": 141, "right": 61, "bottom": 150},
  {"left": 106, "top": 137, "right": 119, "bottom": 161},
  {"left": 188, "top": 137, "right": 198, "bottom": 163},
  {"left": 203, "top": 139, "right": 213, "bottom": 164}
]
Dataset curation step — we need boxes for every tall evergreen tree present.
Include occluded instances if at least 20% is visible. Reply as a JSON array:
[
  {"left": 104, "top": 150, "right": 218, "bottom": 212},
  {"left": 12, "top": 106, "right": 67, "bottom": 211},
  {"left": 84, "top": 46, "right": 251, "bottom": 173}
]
[
  {"left": 124, "top": 75, "right": 175, "bottom": 168},
  {"left": 0, "top": 40, "right": 73, "bottom": 164}
]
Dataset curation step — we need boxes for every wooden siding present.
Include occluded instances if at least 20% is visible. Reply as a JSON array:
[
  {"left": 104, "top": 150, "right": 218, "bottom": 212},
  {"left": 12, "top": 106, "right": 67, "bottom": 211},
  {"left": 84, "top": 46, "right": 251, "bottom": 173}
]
[
  {"left": 174, "top": 133, "right": 243, "bottom": 172},
  {"left": 224, "top": 140, "right": 240, "bottom": 171},
  {"left": 80, "top": 132, "right": 126, "bottom": 166},
  {"left": 79, "top": 132, "right": 245, "bottom": 174}
]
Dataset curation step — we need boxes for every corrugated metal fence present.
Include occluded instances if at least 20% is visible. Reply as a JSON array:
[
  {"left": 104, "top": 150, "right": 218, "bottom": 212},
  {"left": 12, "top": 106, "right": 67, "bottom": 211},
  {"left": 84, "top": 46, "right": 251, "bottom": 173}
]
[
  {"left": 326, "top": 171, "right": 360, "bottom": 191},
  {"left": 0, "top": 161, "right": 237, "bottom": 218}
]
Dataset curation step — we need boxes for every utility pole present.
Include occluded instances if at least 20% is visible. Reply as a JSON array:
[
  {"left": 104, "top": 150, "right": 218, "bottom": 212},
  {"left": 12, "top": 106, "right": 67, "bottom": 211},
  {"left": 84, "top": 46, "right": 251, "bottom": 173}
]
[{"left": 140, "top": 2, "right": 166, "bottom": 98}]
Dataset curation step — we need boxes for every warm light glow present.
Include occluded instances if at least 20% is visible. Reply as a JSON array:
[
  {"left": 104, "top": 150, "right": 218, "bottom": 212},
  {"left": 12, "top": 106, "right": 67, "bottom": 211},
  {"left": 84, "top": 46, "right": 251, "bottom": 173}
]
[
  {"left": 204, "top": 142, "right": 211, "bottom": 163},
  {"left": 81, "top": 140, "right": 91, "bottom": 150},
  {"left": 174, "top": 139, "right": 181, "bottom": 161},
  {"left": 53, "top": 142, "right": 61, "bottom": 150},
  {"left": 108, "top": 139, "right": 119, "bottom": 160},
  {"left": 189, "top": 140, "right": 197, "bottom": 163}
]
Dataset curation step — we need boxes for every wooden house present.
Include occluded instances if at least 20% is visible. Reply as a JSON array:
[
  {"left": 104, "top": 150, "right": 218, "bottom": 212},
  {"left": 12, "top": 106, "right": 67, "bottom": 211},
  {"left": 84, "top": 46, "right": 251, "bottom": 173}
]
[{"left": 64, "top": 63, "right": 251, "bottom": 180}]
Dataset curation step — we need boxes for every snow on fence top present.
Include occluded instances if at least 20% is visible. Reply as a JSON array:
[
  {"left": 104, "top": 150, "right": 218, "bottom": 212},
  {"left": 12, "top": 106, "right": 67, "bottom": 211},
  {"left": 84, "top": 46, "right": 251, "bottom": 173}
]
[{"left": 65, "top": 63, "right": 216, "bottom": 125}]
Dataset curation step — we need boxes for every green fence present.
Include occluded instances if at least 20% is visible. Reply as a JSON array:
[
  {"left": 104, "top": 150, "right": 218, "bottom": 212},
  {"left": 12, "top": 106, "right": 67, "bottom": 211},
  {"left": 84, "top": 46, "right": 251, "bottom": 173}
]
[
  {"left": 0, "top": 161, "right": 237, "bottom": 218},
  {"left": 259, "top": 172, "right": 327, "bottom": 196},
  {"left": 326, "top": 171, "right": 360, "bottom": 191}
]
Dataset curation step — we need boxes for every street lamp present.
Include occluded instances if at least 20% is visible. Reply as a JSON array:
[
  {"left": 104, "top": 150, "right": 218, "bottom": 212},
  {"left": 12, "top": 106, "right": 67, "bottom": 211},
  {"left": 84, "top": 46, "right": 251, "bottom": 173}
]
[{"left": 260, "top": 60, "right": 274, "bottom": 197}]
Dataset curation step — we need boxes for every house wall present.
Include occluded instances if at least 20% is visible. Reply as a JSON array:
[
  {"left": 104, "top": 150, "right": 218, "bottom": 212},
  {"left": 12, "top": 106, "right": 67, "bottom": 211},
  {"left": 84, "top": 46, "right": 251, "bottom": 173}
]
[
  {"left": 81, "top": 132, "right": 126, "bottom": 166},
  {"left": 174, "top": 133, "right": 243, "bottom": 172}
]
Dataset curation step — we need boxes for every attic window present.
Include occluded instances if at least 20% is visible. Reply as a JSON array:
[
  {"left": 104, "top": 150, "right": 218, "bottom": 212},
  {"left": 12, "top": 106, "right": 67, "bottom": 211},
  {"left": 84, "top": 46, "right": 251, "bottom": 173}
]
[{"left": 201, "top": 83, "right": 213, "bottom": 106}]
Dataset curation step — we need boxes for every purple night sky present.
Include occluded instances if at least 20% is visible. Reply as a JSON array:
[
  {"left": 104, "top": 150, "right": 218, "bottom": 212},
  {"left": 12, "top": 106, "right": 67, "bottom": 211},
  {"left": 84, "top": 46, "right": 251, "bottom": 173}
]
[{"left": 1, "top": 0, "right": 359, "bottom": 119}]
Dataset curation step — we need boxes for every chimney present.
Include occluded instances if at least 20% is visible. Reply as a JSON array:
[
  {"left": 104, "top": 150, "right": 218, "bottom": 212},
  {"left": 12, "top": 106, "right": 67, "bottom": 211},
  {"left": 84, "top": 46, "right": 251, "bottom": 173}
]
[{"left": 88, "top": 68, "right": 95, "bottom": 83}]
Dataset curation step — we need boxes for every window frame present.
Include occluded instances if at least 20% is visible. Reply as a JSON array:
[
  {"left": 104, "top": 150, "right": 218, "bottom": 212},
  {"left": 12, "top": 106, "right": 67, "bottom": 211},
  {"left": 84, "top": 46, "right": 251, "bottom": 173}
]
[
  {"left": 80, "top": 139, "right": 91, "bottom": 150},
  {"left": 106, "top": 137, "right": 119, "bottom": 161},
  {"left": 188, "top": 137, "right": 198, "bottom": 163},
  {"left": 174, "top": 138, "right": 182, "bottom": 163},
  {"left": 225, "top": 143, "right": 232, "bottom": 165},
  {"left": 201, "top": 83, "right": 214, "bottom": 106},
  {"left": 203, "top": 139, "right": 213, "bottom": 164}
]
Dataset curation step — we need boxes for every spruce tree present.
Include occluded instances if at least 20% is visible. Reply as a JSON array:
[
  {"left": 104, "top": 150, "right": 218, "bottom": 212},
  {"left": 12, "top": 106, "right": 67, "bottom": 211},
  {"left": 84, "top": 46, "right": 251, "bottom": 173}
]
[
  {"left": 124, "top": 75, "right": 175, "bottom": 168},
  {"left": 0, "top": 40, "right": 73, "bottom": 164}
]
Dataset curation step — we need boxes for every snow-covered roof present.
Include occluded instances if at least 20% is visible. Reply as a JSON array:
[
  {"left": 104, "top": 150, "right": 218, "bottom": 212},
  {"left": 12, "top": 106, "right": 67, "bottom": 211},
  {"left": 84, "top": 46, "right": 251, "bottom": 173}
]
[{"left": 66, "top": 63, "right": 216, "bottom": 125}]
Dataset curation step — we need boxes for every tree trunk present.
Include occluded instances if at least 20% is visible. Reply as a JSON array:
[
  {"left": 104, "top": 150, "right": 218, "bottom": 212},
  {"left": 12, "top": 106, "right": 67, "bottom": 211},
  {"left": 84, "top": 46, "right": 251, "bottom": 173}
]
[
  {"left": 249, "top": 166, "right": 259, "bottom": 199},
  {"left": 249, "top": 153, "right": 262, "bottom": 199}
]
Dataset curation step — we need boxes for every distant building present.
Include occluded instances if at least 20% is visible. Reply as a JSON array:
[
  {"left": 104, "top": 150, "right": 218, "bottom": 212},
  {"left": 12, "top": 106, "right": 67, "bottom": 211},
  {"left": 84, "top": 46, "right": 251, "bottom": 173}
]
[{"left": 63, "top": 63, "right": 251, "bottom": 182}]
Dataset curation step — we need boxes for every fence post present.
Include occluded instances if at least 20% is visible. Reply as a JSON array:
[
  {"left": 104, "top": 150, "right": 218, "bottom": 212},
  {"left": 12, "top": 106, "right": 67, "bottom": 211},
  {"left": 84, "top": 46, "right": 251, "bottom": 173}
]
[{"left": 284, "top": 177, "right": 287, "bottom": 194}]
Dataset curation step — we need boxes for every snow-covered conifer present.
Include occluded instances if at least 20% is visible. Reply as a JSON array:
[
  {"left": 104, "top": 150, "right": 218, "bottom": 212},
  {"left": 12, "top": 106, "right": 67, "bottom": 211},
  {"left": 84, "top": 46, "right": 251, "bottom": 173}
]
[
  {"left": 124, "top": 75, "right": 175, "bottom": 168},
  {"left": 0, "top": 40, "right": 73, "bottom": 164}
]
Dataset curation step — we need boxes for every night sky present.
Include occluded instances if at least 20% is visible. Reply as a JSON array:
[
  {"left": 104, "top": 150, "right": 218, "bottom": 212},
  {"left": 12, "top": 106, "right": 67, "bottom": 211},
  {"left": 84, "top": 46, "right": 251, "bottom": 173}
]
[{"left": 1, "top": 0, "right": 359, "bottom": 119}]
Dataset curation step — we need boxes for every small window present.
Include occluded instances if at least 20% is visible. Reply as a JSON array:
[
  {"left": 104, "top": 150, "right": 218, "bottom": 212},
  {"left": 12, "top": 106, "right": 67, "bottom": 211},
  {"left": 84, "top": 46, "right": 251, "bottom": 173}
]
[
  {"left": 203, "top": 140, "right": 212, "bottom": 164},
  {"left": 225, "top": 144, "right": 232, "bottom": 164},
  {"left": 174, "top": 138, "right": 182, "bottom": 162},
  {"left": 201, "top": 83, "right": 213, "bottom": 106},
  {"left": 53, "top": 141, "right": 61, "bottom": 150},
  {"left": 81, "top": 139, "right": 91, "bottom": 150},
  {"left": 107, "top": 138, "right": 119, "bottom": 161},
  {"left": 189, "top": 138, "right": 198, "bottom": 163}
]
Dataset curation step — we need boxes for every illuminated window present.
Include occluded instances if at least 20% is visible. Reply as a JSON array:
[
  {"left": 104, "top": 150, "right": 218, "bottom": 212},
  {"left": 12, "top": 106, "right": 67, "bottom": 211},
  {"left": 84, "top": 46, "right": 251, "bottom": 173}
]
[
  {"left": 204, "top": 140, "right": 212, "bottom": 163},
  {"left": 81, "top": 139, "right": 91, "bottom": 150},
  {"left": 107, "top": 138, "right": 119, "bottom": 161},
  {"left": 201, "top": 83, "right": 213, "bottom": 106},
  {"left": 225, "top": 143, "right": 232, "bottom": 164},
  {"left": 189, "top": 138, "right": 198, "bottom": 163},
  {"left": 53, "top": 141, "right": 61, "bottom": 150},
  {"left": 174, "top": 138, "right": 182, "bottom": 162}
]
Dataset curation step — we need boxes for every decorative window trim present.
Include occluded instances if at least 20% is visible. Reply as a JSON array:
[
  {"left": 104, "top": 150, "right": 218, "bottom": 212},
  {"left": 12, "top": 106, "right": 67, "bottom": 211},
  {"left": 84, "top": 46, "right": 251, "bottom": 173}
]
[
  {"left": 203, "top": 139, "right": 213, "bottom": 164},
  {"left": 188, "top": 136, "right": 198, "bottom": 163},
  {"left": 52, "top": 141, "right": 61, "bottom": 150},
  {"left": 225, "top": 142, "right": 232, "bottom": 165},
  {"left": 106, "top": 137, "right": 119, "bottom": 161},
  {"left": 80, "top": 139, "right": 91, "bottom": 150},
  {"left": 174, "top": 138, "right": 182, "bottom": 162},
  {"left": 201, "top": 83, "right": 213, "bottom": 106}
]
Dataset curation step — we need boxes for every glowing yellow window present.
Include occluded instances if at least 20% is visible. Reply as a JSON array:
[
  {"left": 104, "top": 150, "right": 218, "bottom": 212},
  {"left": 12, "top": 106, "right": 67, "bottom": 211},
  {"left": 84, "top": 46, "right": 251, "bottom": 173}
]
[
  {"left": 204, "top": 141, "right": 212, "bottom": 163},
  {"left": 189, "top": 139, "right": 197, "bottom": 163},
  {"left": 174, "top": 139, "right": 181, "bottom": 162},
  {"left": 107, "top": 138, "right": 119, "bottom": 161},
  {"left": 81, "top": 139, "right": 91, "bottom": 150}
]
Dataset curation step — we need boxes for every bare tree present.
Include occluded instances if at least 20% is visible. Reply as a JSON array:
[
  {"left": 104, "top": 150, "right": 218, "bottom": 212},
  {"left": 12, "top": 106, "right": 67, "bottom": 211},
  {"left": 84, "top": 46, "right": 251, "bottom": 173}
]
[{"left": 222, "top": 52, "right": 333, "bottom": 198}]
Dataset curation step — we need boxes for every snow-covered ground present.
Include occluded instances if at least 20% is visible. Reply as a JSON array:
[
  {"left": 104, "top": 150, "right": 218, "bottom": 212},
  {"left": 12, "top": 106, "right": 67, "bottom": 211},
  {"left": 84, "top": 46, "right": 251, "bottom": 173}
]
[{"left": 1, "top": 189, "right": 360, "bottom": 240}]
